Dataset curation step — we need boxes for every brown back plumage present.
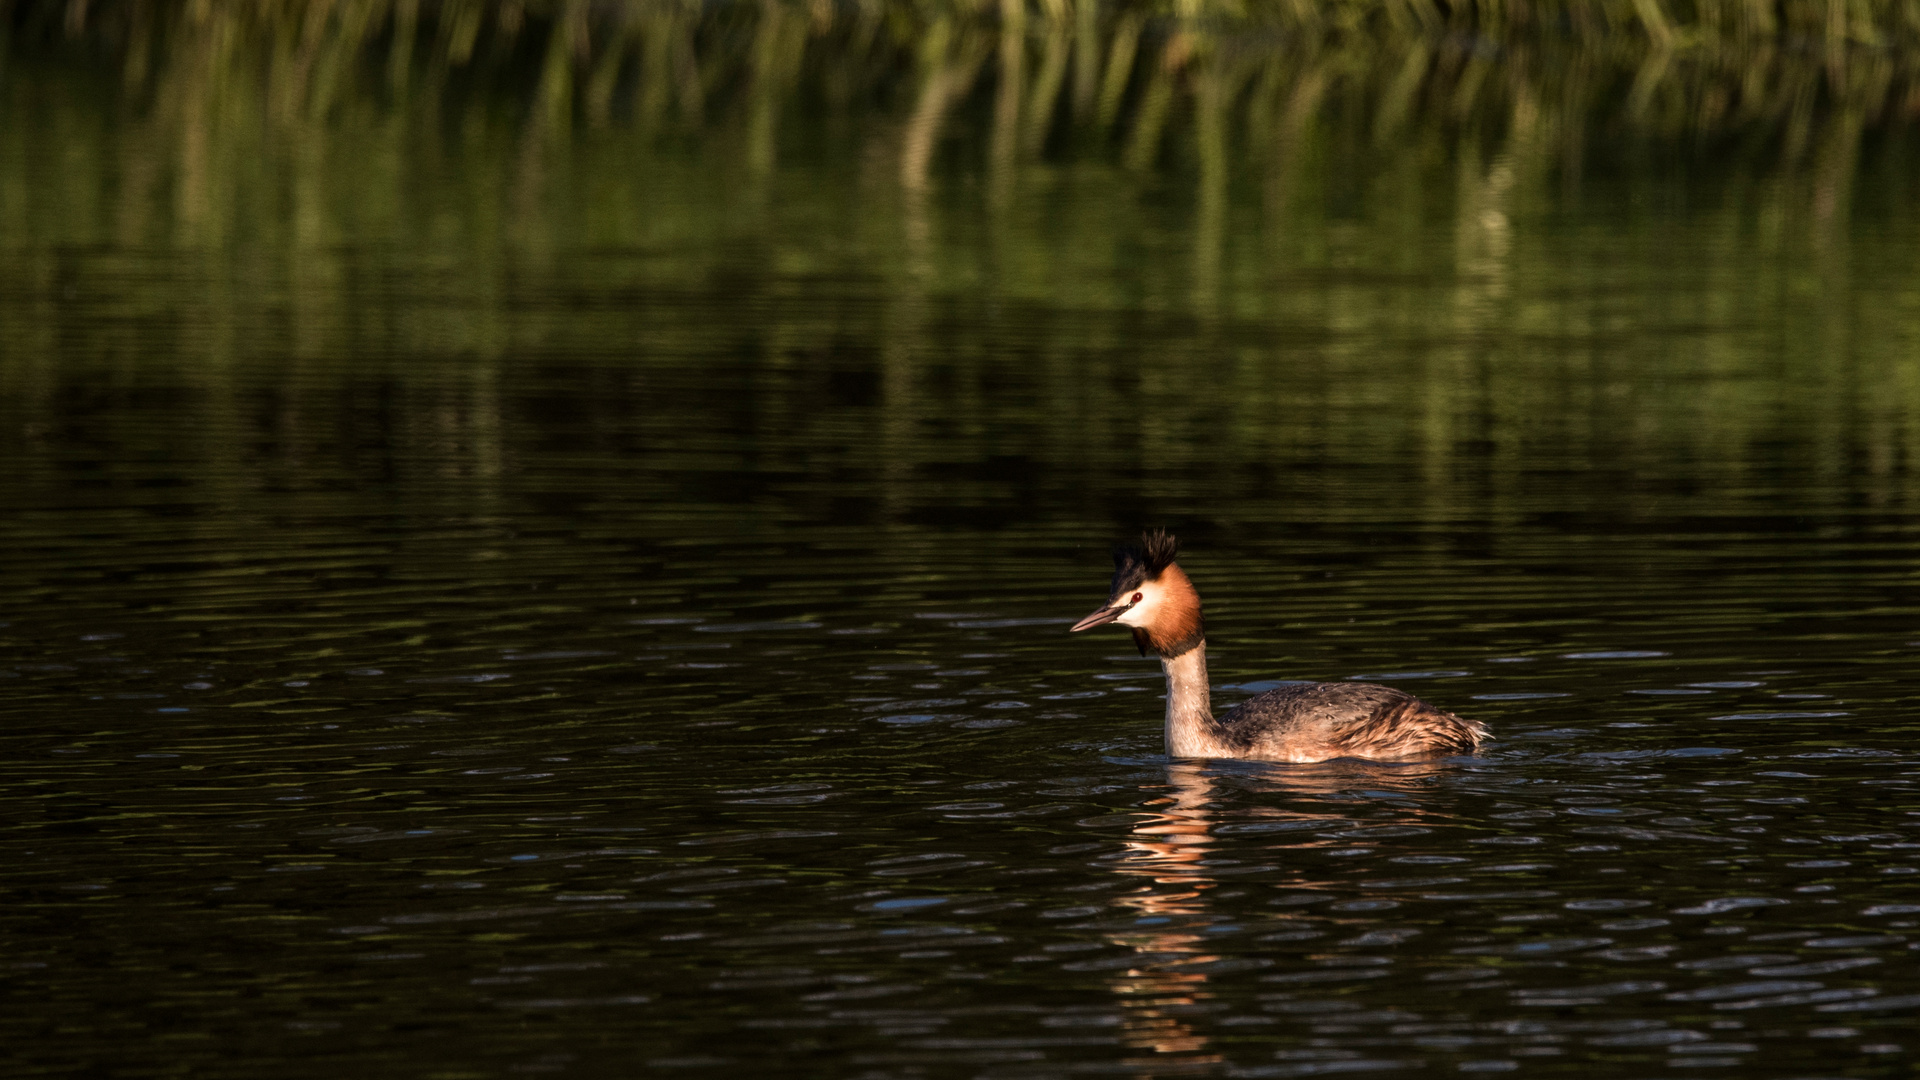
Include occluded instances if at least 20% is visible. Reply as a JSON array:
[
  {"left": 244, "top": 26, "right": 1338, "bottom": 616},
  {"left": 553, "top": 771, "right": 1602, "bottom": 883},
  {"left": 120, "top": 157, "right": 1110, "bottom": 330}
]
[
  {"left": 1325, "top": 695, "right": 1486, "bottom": 758},
  {"left": 1219, "top": 682, "right": 1487, "bottom": 761}
]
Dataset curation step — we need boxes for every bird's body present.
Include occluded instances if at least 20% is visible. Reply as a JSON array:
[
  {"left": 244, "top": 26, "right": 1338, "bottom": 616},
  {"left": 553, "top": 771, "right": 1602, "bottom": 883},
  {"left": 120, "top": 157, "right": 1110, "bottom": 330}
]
[{"left": 1072, "top": 532, "right": 1486, "bottom": 763}]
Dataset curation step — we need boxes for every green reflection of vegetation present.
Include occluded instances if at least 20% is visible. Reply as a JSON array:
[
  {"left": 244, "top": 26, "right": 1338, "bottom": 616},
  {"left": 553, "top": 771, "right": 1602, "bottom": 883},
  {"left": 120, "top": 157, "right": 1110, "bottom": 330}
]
[
  {"left": 6, "top": 0, "right": 1920, "bottom": 541},
  {"left": 10, "top": 0, "right": 1920, "bottom": 250}
]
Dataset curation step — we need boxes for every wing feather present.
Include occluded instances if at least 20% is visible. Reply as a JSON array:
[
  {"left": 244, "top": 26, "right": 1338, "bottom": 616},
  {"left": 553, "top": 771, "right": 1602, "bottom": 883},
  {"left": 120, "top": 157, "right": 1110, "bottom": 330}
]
[{"left": 1218, "top": 682, "right": 1485, "bottom": 762}]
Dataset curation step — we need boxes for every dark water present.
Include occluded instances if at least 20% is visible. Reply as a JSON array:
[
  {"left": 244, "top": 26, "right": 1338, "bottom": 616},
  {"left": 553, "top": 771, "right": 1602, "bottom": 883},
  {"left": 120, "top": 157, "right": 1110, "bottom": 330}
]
[{"left": 8, "top": 41, "right": 1920, "bottom": 1080}]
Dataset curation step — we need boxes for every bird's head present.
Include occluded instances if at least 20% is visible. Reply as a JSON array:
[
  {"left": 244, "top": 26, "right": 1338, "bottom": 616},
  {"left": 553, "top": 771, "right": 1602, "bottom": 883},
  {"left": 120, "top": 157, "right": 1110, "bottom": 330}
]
[{"left": 1071, "top": 529, "right": 1205, "bottom": 658}]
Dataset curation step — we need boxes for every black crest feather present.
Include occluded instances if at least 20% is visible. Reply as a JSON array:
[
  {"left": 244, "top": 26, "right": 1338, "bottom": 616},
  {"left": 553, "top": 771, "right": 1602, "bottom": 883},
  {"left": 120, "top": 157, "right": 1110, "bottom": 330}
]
[{"left": 1110, "top": 529, "right": 1179, "bottom": 596}]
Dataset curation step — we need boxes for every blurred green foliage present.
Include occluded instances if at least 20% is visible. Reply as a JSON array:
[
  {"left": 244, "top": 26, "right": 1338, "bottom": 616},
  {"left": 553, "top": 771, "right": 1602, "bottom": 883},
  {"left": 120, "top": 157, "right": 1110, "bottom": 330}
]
[
  {"left": 8, "top": 0, "right": 1920, "bottom": 211},
  {"left": 6, "top": 0, "right": 1920, "bottom": 536}
]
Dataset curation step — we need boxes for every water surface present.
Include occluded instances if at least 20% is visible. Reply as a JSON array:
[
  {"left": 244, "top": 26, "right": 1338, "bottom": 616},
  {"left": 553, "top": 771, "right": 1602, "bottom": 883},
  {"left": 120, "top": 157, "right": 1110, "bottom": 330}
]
[{"left": 5, "top": 14, "right": 1920, "bottom": 1079}]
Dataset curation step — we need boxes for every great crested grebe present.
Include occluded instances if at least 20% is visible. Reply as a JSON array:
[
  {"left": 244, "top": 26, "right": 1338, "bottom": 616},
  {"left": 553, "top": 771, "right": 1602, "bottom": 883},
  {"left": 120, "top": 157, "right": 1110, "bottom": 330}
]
[{"left": 1071, "top": 531, "right": 1488, "bottom": 762}]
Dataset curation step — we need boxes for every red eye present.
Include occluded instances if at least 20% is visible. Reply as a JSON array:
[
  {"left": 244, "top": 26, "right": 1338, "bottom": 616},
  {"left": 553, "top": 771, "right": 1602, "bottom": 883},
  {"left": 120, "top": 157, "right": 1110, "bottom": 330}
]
[{"left": 1131, "top": 593, "right": 1143, "bottom": 604}]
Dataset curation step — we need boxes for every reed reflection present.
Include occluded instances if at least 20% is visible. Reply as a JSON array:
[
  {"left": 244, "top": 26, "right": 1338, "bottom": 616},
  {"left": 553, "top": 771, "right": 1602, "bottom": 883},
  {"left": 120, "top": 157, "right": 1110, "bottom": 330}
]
[
  {"left": 13, "top": 1, "right": 1920, "bottom": 552},
  {"left": 13, "top": 0, "right": 1911, "bottom": 264}
]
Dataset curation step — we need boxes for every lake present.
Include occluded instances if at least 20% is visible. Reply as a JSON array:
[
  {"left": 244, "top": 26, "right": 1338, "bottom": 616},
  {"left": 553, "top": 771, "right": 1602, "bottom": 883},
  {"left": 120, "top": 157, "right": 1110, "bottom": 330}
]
[{"left": 4, "top": 3, "right": 1919, "bottom": 1077}]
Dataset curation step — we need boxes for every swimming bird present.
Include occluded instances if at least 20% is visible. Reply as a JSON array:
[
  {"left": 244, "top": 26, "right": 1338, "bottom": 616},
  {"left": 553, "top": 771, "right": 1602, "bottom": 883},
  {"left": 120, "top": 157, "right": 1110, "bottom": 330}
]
[{"left": 1070, "top": 530, "right": 1487, "bottom": 762}]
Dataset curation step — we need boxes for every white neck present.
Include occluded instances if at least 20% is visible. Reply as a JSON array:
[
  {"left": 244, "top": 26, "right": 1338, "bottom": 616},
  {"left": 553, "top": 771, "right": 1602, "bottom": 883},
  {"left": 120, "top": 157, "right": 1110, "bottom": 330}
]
[{"left": 1162, "top": 643, "right": 1227, "bottom": 758}]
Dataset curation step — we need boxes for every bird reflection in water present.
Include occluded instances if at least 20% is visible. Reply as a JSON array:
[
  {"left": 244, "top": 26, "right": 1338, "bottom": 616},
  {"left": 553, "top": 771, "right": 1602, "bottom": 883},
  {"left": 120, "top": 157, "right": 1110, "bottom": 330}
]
[
  {"left": 1101, "top": 762, "right": 1230, "bottom": 1063},
  {"left": 1099, "top": 761, "right": 1452, "bottom": 1065}
]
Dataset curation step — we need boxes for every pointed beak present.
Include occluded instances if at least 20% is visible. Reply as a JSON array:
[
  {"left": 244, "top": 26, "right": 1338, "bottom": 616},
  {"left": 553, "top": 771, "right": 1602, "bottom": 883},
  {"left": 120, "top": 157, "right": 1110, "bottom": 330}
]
[{"left": 1070, "top": 600, "right": 1128, "bottom": 633}]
